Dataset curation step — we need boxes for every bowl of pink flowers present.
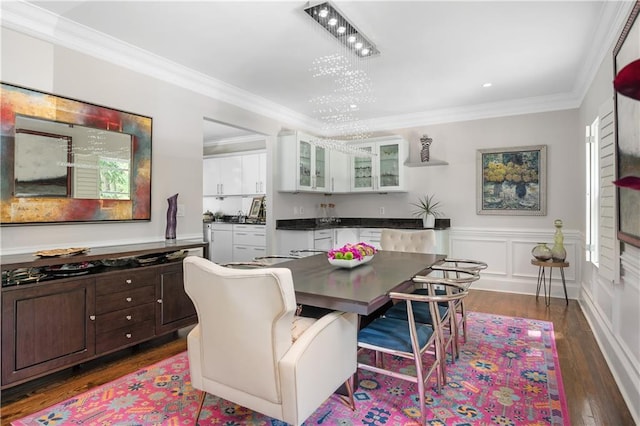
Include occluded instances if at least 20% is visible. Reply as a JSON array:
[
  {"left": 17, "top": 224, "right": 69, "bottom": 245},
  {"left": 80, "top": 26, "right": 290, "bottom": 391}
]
[{"left": 327, "top": 242, "right": 377, "bottom": 269}]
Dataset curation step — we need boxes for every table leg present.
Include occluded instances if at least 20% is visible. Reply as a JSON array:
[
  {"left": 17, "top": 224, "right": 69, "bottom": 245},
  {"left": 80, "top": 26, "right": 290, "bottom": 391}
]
[
  {"left": 545, "top": 267, "right": 553, "bottom": 307},
  {"left": 535, "top": 266, "right": 544, "bottom": 300},
  {"left": 560, "top": 267, "right": 568, "bottom": 305}
]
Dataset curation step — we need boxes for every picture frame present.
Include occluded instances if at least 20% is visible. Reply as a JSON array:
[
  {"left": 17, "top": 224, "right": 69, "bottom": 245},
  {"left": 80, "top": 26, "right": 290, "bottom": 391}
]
[
  {"left": 1, "top": 83, "right": 152, "bottom": 225},
  {"left": 248, "top": 196, "right": 264, "bottom": 219},
  {"left": 476, "top": 145, "right": 547, "bottom": 216},
  {"left": 613, "top": 1, "right": 640, "bottom": 248}
]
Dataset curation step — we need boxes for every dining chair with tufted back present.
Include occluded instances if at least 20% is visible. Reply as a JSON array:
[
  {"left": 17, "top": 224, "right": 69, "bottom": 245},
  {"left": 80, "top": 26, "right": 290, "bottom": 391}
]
[{"left": 380, "top": 229, "right": 437, "bottom": 253}]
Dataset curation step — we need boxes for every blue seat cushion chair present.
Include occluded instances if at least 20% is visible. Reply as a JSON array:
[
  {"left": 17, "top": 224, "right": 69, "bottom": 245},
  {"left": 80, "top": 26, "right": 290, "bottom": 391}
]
[
  {"left": 358, "top": 317, "right": 434, "bottom": 352},
  {"left": 383, "top": 298, "right": 448, "bottom": 325}
]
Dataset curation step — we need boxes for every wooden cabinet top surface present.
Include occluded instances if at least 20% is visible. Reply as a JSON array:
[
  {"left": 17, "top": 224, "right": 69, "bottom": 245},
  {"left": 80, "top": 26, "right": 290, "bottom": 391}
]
[{"left": 1, "top": 239, "right": 206, "bottom": 270}]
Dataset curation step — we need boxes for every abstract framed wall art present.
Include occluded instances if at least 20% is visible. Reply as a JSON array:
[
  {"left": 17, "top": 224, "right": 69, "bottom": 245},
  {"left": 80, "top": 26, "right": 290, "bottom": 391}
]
[
  {"left": 477, "top": 145, "right": 547, "bottom": 216},
  {"left": 613, "top": 1, "right": 640, "bottom": 248},
  {"left": 1, "top": 83, "right": 152, "bottom": 225}
]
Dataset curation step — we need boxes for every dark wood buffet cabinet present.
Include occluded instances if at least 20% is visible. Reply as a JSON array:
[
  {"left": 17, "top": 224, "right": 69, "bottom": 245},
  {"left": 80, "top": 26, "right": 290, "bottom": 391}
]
[{"left": 0, "top": 240, "right": 207, "bottom": 389}]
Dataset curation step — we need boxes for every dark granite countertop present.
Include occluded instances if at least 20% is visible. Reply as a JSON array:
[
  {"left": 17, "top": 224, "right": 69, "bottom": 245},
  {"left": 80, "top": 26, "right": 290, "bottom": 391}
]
[{"left": 276, "top": 218, "right": 450, "bottom": 231}]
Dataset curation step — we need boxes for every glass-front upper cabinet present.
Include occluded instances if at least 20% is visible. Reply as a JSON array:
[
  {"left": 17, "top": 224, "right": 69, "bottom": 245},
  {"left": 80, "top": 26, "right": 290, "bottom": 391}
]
[
  {"left": 278, "top": 131, "right": 329, "bottom": 193},
  {"left": 350, "top": 136, "right": 406, "bottom": 192},
  {"left": 352, "top": 145, "right": 374, "bottom": 191}
]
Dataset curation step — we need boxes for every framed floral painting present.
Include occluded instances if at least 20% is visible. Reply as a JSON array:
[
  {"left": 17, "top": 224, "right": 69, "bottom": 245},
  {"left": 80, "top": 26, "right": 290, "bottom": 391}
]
[{"left": 476, "top": 145, "right": 547, "bottom": 216}]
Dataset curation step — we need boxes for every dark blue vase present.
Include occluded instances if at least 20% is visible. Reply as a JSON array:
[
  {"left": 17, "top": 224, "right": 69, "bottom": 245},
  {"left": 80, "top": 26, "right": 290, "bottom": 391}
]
[{"left": 165, "top": 193, "right": 178, "bottom": 240}]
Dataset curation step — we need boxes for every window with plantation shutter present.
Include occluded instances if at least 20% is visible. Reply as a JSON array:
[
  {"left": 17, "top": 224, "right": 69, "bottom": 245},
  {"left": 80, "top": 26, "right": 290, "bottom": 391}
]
[{"left": 598, "top": 99, "right": 620, "bottom": 283}]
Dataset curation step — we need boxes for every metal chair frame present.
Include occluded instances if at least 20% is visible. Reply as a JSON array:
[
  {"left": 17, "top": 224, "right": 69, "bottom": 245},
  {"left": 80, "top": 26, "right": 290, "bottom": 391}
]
[
  {"left": 431, "top": 258, "right": 487, "bottom": 345},
  {"left": 358, "top": 288, "right": 468, "bottom": 425}
]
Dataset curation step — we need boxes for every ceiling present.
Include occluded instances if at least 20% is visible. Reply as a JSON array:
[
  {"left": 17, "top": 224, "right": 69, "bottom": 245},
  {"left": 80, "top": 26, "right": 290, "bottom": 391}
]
[{"left": 4, "top": 1, "right": 634, "bottom": 142}]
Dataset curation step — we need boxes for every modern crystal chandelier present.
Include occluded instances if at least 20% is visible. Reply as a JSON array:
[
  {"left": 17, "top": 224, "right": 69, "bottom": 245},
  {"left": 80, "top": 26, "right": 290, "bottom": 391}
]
[{"left": 304, "top": 2, "right": 377, "bottom": 156}]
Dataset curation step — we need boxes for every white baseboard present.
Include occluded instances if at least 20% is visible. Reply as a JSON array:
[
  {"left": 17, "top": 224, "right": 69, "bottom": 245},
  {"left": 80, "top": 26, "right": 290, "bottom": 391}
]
[{"left": 580, "top": 289, "right": 640, "bottom": 424}]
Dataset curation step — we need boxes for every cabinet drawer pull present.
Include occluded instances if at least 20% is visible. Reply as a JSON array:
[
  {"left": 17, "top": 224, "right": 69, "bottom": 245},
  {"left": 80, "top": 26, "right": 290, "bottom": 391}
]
[
  {"left": 157, "top": 299, "right": 163, "bottom": 304},
  {"left": 126, "top": 333, "right": 132, "bottom": 339},
  {"left": 89, "top": 315, "right": 95, "bottom": 321},
  {"left": 126, "top": 297, "right": 132, "bottom": 302},
  {"left": 126, "top": 315, "right": 132, "bottom": 320},
  {"left": 125, "top": 279, "right": 132, "bottom": 284}
]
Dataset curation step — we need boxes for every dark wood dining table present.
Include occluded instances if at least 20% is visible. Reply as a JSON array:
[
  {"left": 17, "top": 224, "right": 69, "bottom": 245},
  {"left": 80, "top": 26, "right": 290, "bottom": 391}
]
[{"left": 276, "top": 250, "right": 446, "bottom": 316}]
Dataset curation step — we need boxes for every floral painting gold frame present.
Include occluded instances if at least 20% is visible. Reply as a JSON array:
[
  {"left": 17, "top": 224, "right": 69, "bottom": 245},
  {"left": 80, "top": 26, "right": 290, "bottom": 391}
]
[
  {"left": 477, "top": 145, "right": 547, "bottom": 216},
  {"left": 613, "top": 1, "right": 640, "bottom": 248}
]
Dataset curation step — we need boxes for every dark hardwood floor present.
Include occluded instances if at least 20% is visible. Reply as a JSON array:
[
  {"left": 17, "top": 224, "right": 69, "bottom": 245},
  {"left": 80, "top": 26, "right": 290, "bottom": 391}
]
[{"left": 0, "top": 290, "right": 635, "bottom": 425}]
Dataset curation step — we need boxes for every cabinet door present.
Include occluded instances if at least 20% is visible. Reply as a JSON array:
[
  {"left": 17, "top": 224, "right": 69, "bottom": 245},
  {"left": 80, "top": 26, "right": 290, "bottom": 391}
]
[
  {"left": 376, "top": 141, "right": 405, "bottom": 191},
  {"left": 334, "top": 228, "right": 359, "bottom": 248},
  {"left": 351, "top": 144, "right": 375, "bottom": 191},
  {"left": 241, "top": 153, "right": 266, "bottom": 194},
  {"left": 297, "top": 137, "right": 328, "bottom": 192},
  {"left": 360, "top": 228, "right": 382, "bottom": 250},
  {"left": 330, "top": 150, "right": 350, "bottom": 193},
  {"left": 314, "top": 145, "right": 328, "bottom": 191},
  {"left": 298, "top": 139, "right": 313, "bottom": 190},
  {"left": 219, "top": 156, "right": 242, "bottom": 195},
  {"left": 1, "top": 279, "right": 95, "bottom": 387},
  {"left": 203, "top": 157, "right": 220, "bottom": 195},
  {"left": 211, "top": 227, "right": 233, "bottom": 264},
  {"left": 156, "top": 263, "right": 196, "bottom": 334}
]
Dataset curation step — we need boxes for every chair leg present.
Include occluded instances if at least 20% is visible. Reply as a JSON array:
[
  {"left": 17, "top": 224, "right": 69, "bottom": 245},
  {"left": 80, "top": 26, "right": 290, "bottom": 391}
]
[
  {"left": 337, "top": 375, "right": 356, "bottom": 411},
  {"left": 195, "top": 390, "right": 206, "bottom": 423},
  {"left": 460, "top": 300, "right": 467, "bottom": 343}
]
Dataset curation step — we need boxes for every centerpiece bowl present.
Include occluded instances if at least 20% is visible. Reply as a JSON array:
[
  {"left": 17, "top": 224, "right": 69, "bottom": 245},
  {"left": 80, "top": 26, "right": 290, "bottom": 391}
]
[{"left": 327, "top": 242, "right": 377, "bottom": 269}]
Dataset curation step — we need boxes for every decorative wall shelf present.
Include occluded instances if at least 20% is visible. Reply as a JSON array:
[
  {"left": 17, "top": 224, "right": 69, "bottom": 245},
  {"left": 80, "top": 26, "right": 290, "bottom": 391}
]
[{"left": 404, "top": 159, "right": 448, "bottom": 167}]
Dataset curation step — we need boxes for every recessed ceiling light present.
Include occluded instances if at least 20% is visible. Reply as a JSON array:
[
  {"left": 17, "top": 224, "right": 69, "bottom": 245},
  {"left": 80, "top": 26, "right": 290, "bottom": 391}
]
[
  {"left": 354, "top": 42, "right": 363, "bottom": 50},
  {"left": 337, "top": 26, "right": 346, "bottom": 34},
  {"left": 318, "top": 8, "right": 329, "bottom": 18},
  {"left": 360, "top": 48, "right": 370, "bottom": 56},
  {"left": 347, "top": 35, "right": 357, "bottom": 43},
  {"left": 482, "top": 82, "right": 492, "bottom": 88},
  {"left": 328, "top": 17, "right": 337, "bottom": 26}
]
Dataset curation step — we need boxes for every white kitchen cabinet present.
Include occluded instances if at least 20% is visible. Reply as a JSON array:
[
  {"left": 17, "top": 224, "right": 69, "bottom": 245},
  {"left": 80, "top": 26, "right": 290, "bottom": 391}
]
[
  {"left": 210, "top": 223, "right": 233, "bottom": 264},
  {"left": 333, "top": 228, "right": 359, "bottom": 248},
  {"left": 277, "top": 131, "right": 329, "bottom": 193},
  {"left": 329, "top": 150, "right": 351, "bottom": 193},
  {"left": 350, "top": 136, "right": 407, "bottom": 192},
  {"left": 232, "top": 224, "right": 266, "bottom": 262},
  {"left": 203, "top": 156, "right": 242, "bottom": 196},
  {"left": 313, "top": 229, "right": 334, "bottom": 252},
  {"left": 359, "top": 228, "right": 382, "bottom": 250},
  {"left": 276, "top": 229, "right": 334, "bottom": 256},
  {"left": 241, "top": 152, "right": 266, "bottom": 195}
]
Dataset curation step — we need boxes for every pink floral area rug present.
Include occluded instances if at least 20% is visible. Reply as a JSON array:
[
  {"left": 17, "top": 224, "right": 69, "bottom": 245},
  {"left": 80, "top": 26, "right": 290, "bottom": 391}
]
[{"left": 12, "top": 312, "right": 569, "bottom": 425}]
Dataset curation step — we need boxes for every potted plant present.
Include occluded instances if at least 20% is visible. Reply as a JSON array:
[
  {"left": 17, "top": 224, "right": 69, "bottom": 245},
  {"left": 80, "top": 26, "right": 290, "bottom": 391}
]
[{"left": 411, "top": 194, "right": 442, "bottom": 228}]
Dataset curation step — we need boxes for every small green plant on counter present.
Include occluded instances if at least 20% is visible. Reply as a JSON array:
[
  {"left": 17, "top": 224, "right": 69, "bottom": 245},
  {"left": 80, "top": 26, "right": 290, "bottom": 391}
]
[{"left": 411, "top": 194, "right": 443, "bottom": 219}]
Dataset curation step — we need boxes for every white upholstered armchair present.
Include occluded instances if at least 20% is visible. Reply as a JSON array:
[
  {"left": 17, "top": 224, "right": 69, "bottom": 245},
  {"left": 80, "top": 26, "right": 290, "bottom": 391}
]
[{"left": 183, "top": 256, "right": 357, "bottom": 425}]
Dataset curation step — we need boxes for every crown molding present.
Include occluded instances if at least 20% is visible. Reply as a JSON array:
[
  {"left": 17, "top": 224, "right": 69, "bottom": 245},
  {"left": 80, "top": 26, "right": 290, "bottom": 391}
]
[
  {"left": 1, "top": 0, "right": 625, "bottom": 135},
  {"left": 572, "top": 1, "right": 635, "bottom": 105},
  {"left": 362, "top": 92, "right": 581, "bottom": 131},
  {"left": 0, "top": 1, "right": 321, "bottom": 132}
]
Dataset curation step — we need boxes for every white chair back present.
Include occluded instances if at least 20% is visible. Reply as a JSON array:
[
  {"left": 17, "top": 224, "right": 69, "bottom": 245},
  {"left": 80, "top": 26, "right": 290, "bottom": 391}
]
[
  {"left": 380, "top": 229, "right": 436, "bottom": 253},
  {"left": 184, "top": 256, "right": 296, "bottom": 403}
]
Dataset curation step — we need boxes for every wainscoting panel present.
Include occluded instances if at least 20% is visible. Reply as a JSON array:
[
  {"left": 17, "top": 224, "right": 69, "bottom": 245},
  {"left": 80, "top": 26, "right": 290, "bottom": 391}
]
[
  {"left": 581, "top": 245, "right": 640, "bottom": 423},
  {"left": 450, "top": 227, "right": 581, "bottom": 300}
]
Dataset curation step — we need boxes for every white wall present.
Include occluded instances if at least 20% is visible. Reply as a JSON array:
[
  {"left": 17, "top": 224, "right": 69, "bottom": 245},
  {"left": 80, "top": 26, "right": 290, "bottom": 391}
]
[
  {"left": 0, "top": 28, "right": 282, "bottom": 254},
  {"left": 577, "top": 30, "right": 640, "bottom": 423}
]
